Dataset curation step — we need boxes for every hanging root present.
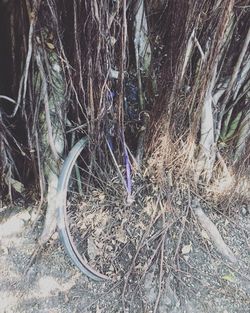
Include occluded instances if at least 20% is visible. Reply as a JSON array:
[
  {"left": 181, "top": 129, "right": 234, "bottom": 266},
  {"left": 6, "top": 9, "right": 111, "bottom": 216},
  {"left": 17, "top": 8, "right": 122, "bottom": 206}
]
[
  {"left": 192, "top": 199, "right": 237, "bottom": 263},
  {"left": 34, "top": 21, "right": 66, "bottom": 246}
]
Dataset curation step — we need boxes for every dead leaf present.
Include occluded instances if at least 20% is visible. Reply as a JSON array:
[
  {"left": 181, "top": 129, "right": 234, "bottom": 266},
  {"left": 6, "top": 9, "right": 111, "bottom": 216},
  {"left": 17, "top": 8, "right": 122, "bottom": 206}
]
[
  {"left": 110, "top": 36, "right": 116, "bottom": 46},
  {"left": 110, "top": 69, "right": 119, "bottom": 79},
  {"left": 135, "top": 263, "right": 143, "bottom": 270},
  {"left": 96, "top": 304, "right": 102, "bottom": 313},
  {"left": 106, "top": 245, "right": 113, "bottom": 251},
  {"left": 136, "top": 221, "right": 146, "bottom": 230},
  {"left": 36, "top": 36, "right": 41, "bottom": 44},
  {"left": 98, "top": 193, "right": 105, "bottom": 201},
  {"left": 87, "top": 236, "right": 99, "bottom": 259},
  {"left": 201, "top": 229, "right": 210, "bottom": 240},
  {"left": 144, "top": 201, "right": 157, "bottom": 217},
  {"left": 1, "top": 246, "right": 8, "bottom": 255},
  {"left": 181, "top": 242, "right": 192, "bottom": 255},
  {"left": 5, "top": 177, "right": 24, "bottom": 193},
  {"left": 46, "top": 42, "right": 55, "bottom": 49},
  {"left": 95, "top": 241, "right": 104, "bottom": 249},
  {"left": 48, "top": 32, "right": 53, "bottom": 40},
  {"left": 116, "top": 228, "right": 127, "bottom": 243}
]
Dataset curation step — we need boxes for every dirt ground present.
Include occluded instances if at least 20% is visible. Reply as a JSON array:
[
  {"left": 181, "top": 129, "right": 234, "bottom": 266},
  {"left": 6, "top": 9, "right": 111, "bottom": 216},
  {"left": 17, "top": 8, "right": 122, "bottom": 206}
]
[{"left": 0, "top": 199, "right": 250, "bottom": 313}]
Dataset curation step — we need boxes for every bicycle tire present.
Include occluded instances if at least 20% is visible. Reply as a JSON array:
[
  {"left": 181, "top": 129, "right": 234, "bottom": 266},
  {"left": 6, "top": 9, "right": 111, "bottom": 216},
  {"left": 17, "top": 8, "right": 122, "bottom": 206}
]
[{"left": 56, "top": 137, "right": 109, "bottom": 281}]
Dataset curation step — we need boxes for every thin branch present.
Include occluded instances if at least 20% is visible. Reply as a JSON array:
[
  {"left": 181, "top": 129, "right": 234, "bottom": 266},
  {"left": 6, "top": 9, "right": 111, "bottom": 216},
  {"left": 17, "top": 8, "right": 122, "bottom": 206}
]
[
  {"left": 10, "top": 7, "right": 37, "bottom": 117},
  {"left": 0, "top": 95, "right": 17, "bottom": 105}
]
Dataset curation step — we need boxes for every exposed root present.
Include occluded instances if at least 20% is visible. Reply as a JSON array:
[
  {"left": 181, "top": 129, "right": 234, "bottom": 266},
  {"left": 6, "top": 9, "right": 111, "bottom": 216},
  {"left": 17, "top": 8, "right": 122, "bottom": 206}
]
[
  {"left": 38, "top": 171, "right": 58, "bottom": 246},
  {"left": 192, "top": 199, "right": 237, "bottom": 263}
]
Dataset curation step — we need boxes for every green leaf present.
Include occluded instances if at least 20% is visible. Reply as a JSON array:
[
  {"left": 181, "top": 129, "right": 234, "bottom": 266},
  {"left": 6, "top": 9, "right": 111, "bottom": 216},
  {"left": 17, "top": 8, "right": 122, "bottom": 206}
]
[
  {"left": 220, "top": 110, "right": 243, "bottom": 143},
  {"left": 220, "top": 108, "right": 233, "bottom": 141},
  {"left": 222, "top": 272, "right": 235, "bottom": 282},
  {"left": 223, "top": 111, "right": 242, "bottom": 141}
]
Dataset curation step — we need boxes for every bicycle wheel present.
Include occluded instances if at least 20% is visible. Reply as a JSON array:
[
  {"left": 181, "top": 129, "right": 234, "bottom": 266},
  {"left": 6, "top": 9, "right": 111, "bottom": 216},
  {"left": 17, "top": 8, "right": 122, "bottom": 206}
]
[{"left": 56, "top": 137, "right": 109, "bottom": 281}]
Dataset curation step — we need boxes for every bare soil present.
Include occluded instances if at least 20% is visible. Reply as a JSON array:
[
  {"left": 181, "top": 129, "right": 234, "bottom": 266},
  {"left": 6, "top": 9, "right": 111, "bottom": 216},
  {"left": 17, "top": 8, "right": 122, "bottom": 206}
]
[{"left": 0, "top": 198, "right": 249, "bottom": 313}]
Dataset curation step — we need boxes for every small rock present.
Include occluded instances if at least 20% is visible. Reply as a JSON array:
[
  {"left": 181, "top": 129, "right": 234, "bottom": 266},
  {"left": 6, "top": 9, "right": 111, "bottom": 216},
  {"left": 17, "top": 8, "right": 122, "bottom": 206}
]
[
  {"left": 51, "top": 231, "right": 58, "bottom": 240},
  {"left": 0, "top": 245, "right": 8, "bottom": 255},
  {"left": 241, "top": 206, "right": 248, "bottom": 216}
]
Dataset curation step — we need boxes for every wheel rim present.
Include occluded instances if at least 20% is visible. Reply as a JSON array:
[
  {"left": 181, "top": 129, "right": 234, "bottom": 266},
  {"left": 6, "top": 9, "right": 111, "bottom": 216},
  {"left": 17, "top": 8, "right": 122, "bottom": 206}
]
[{"left": 56, "top": 137, "right": 109, "bottom": 281}]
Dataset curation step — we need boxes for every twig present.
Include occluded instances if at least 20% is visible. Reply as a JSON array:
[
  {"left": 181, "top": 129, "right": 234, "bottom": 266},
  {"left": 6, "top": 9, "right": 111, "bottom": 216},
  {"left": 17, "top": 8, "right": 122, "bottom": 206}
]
[
  {"left": 106, "top": 137, "right": 127, "bottom": 192},
  {"left": 153, "top": 206, "right": 166, "bottom": 313},
  {"left": 136, "top": 112, "right": 150, "bottom": 168},
  {"left": 125, "top": 143, "right": 140, "bottom": 173},
  {"left": 144, "top": 218, "right": 178, "bottom": 246},
  {"left": 35, "top": 51, "right": 59, "bottom": 161},
  {"left": 180, "top": 29, "right": 195, "bottom": 84},
  {"left": 25, "top": 244, "right": 43, "bottom": 274},
  {"left": 130, "top": 237, "right": 163, "bottom": 307},
  {"left": 122, "top": 197, "right": 159, "bottom": 311},
  {"left": 194, "top": 36, "right": 205, "bottom": 60},
  {"left": 0, "top": 95, "right": 17, "bottom": 105},
  {"left": 174, "top": 207, "right": 189, "bottom": 260}
]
